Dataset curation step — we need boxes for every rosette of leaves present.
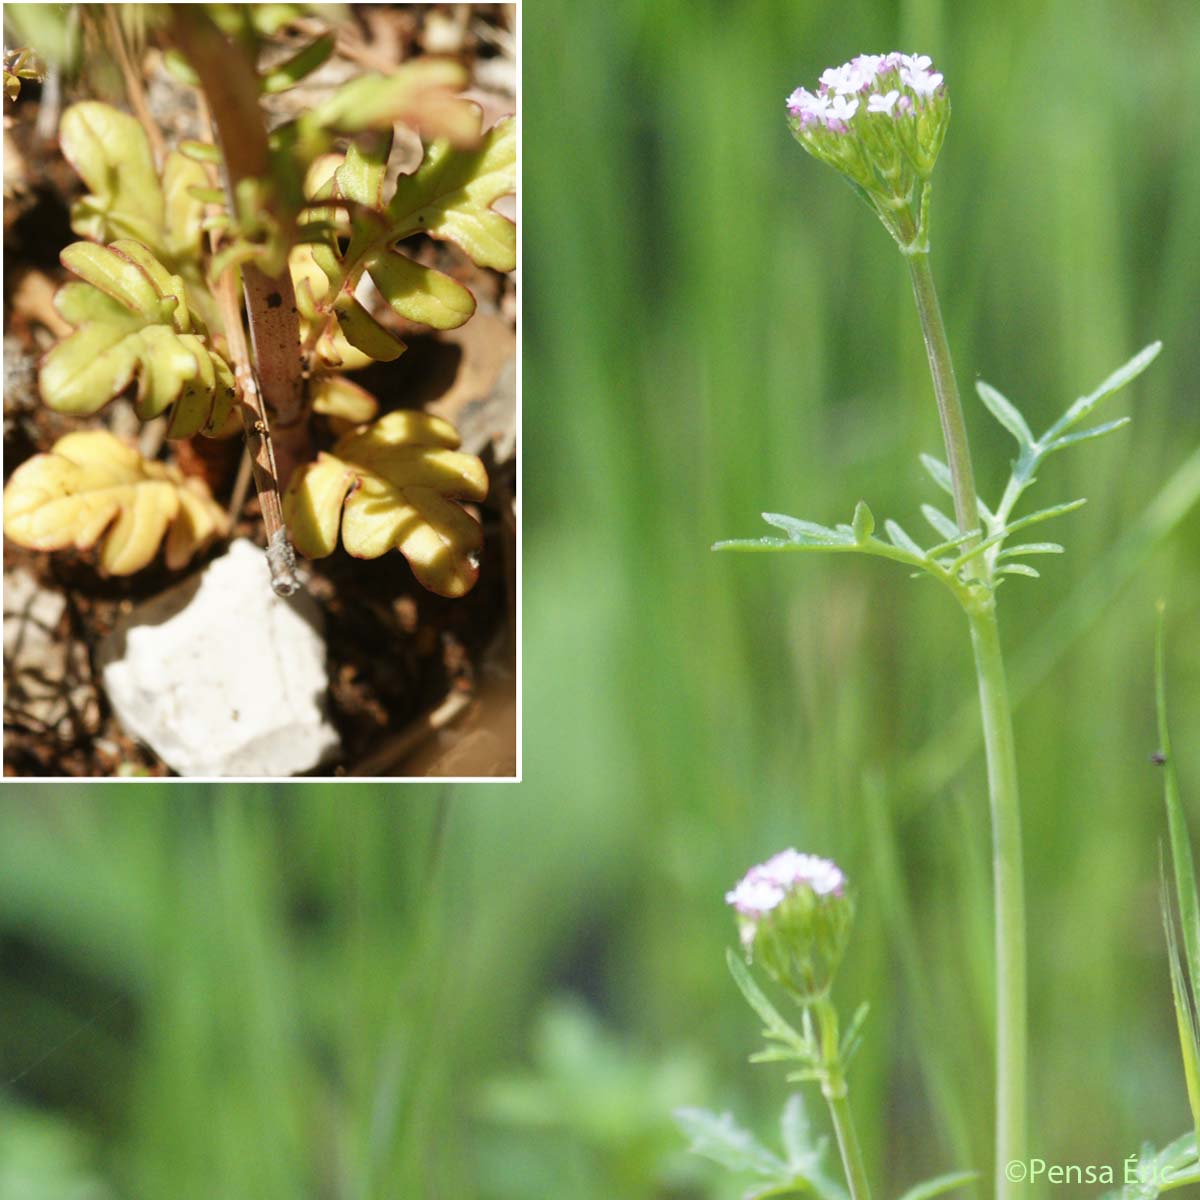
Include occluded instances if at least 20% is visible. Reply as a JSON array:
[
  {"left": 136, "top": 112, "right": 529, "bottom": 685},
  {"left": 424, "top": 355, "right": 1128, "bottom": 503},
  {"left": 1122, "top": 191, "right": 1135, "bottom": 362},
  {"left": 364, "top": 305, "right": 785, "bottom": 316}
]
[
  {"left": 297, "top": 111, "right": 516, "bottom": 363},
  {"left": 283, "top": 410, "right": 488, "bottom": 597},
  {"left": 3, "top": 431, "right": 228, "bottom": 575},
  {"left": 39, "top": 240, "right": 236, "bottom": 438}
]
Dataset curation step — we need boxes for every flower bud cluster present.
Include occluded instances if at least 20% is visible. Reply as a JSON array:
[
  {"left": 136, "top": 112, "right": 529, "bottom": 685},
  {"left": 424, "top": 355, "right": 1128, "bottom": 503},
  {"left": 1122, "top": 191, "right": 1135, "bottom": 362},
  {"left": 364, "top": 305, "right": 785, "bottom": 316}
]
[
  {"left": 726, "top": 849, "right": 853, "bottom": 1002},
  {"left": 785, "top": 53, "right": 950, "bottom": 251}
]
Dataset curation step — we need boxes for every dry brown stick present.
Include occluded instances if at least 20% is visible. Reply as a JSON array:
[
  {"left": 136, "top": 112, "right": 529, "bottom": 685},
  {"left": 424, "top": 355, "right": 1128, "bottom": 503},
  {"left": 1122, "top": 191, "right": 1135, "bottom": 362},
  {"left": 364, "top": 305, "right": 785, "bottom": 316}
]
[
  {"left": 105, "top": 5, "right": 164, "bottom": 165},
  {"left": 213, "top": 269, "right": 299, "bottom": 595},
  {"left": 225, "top": 445, "right": 255, "bottom": 527}
]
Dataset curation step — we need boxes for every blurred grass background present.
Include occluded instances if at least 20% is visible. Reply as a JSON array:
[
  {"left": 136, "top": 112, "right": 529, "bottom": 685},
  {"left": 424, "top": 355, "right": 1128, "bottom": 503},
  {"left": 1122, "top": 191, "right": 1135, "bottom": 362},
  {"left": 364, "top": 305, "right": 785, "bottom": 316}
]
[{"left": 3, "top": 0, "right": 1200, "bottom": 1196}]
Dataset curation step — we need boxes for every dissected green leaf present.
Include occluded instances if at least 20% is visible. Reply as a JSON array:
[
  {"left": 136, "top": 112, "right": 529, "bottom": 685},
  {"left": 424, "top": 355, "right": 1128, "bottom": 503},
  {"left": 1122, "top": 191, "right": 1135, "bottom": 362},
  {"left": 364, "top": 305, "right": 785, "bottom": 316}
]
[
  {"left": 975, "top": 379, "right": 1033, "bottom": 448},
  {"left": 289, "top": 244, "right": 373, "bottom": 370},
  {"left": 673, "top": 1107, "right": 787, "bottom": 1178},
  {"left": 1047, "top": 341, "right": 1162, "bottom": 441},
  {"left": 61, "top": 102, "right": 163, "bottom": 246},
  {"left": 885, "top": 519, "right": 925, "bottom": 557},
  {"left": 1110, "top": 1135, "right": 1199, "bottom": 1200},
  {"left": 726, "top": 948, "right": 807, "bottom": 1051},
  {"left": 283, "top": 410, "right": 488, "bottom": 596},
  {"left": 760, "top": 513, "right": 855, "bottom": 547},
  {"left": 40, "top": 240, "right": 236, "bottom": 437},
  {"left": 1046, "top": 416, "right": 1131, "bottom": 453},
  {"left": 301, "top": 115, "right": 515, "bottom": 358},
  {"left": 59, "top": 101, "right": 210, "bottom": 270},
  {"left": 386, "top": 116, "right": 516, "bottom": 269},
  {"left": 2, "top": 431, "right": 228, "bottom": 574},
  {"left": 996, "top": 542, "right": 1063, "bottom": 559},
  {"left": 919, "top": 452, "right": 954, "bottom": 498},
  {"left": 920, "top": 503, "right": 959, "bottom": 542},
  {"left": 676, "top": 1094, "right": 848, "bottom": 1200}
]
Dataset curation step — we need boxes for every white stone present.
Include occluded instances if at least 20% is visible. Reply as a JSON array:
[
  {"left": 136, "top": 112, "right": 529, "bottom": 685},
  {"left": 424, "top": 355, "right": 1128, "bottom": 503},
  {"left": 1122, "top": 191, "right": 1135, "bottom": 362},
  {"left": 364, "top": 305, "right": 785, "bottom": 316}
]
[{"left": 98, "top": 539, "right": 339, "bottom": 777}]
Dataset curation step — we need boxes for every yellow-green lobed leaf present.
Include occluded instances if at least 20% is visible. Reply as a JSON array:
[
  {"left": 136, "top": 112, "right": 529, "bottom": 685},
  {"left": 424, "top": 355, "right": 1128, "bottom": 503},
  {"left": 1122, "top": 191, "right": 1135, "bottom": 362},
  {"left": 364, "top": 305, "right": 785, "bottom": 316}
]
[
  {"left": 2, "top": 431, "right": 228, "bottom": 575},
  {"left": 60, "top": 102, "right": 163, "bottom": 247},
  {"left": 305, "top": 113, "right": 515, "bottom": 354},
  {"left": 387, "top": 116, "right": 516, "bottom": 271},
  {"left": 283, "top": 410, "right": 488, "bottom": 597},
  {"left": 41, "top": 241, "right": 235, "bottom": 433}
]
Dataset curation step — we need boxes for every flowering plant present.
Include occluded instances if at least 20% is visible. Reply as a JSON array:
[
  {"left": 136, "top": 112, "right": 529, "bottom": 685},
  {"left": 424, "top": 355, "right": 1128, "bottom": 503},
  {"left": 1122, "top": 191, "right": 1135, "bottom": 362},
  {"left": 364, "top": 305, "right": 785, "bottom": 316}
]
[
  {"left": 785, "top": 53, "right": 948, "bottom": 252},
  {"left": 726, "top": 850, "right": 852, "bottom": 1002},
  {"left": 679, "top": 48, "right": 1161, "bottom": 1200}
]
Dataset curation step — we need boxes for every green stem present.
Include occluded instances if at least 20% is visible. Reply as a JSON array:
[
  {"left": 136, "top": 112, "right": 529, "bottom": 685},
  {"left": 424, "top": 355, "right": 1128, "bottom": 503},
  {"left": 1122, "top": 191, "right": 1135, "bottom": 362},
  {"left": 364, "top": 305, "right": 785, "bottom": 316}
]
[
  {"left": 906, "top": 251, "right": 980, "bottom": 543},
  {"left": 815, "top": 1002, "right": 873, "bottom": 1200},
  {"left": 905, "top": 249, "right": 1027, "bottom": 1197},
  {"left": 967, "top": 599, "right": 1027, "bottom": 1196}
]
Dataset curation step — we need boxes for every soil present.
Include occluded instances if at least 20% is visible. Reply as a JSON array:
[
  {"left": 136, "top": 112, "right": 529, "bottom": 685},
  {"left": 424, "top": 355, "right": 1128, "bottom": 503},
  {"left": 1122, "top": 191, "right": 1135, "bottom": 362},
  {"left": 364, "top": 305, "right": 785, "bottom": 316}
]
[{"left": 2, "top": 4, "right": 518, "bottom": 779}]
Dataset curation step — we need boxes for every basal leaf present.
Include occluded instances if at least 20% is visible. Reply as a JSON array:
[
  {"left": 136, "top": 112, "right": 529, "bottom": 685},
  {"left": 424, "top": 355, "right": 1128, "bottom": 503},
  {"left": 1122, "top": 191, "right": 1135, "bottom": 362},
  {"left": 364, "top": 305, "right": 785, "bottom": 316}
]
[
  {"left": 673, "top": 1107, "right": 787, "bottom": 1178},
  {"left": 305, "top": 115, "right": 514, "bottom": 356},
  {"left": 60, "top": 102, "right": 163, "bottom": 247},
  {"left": 386, "top": 116, "right": 516, "bottom": 270},
  {"left": 160, "top": 151, "right": 209, "bottom": 264},
  {"left": 331, "top": 291, "right": 407, "bottom": 361},
  {"left": 59, "top": 101, "right": 209, "bottom": 273},
  {"left": 310, "top": 375, "right": 379, "bottom": 426},
  {"left": 283, "top": 410, "right": 488, "bottom": 597},
  {"left": 2, "top": 431, "right": 228, "bottom": 574},
  {"left": 289, "top": 244, "right": 373, "bottom": 371},
  {"left": 367, "top": 248, "right": 477, "bottom": 329},
  {"left": 41, "top": 241, "right": 235, "bottom": 436}
]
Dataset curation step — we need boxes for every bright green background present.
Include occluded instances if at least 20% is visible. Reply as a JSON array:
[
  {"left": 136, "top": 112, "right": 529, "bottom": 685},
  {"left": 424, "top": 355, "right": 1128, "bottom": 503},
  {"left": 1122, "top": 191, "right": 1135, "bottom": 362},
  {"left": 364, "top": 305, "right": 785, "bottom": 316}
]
[{"left": 3, "top": 1, "right": 1200, "bottom": 1196}]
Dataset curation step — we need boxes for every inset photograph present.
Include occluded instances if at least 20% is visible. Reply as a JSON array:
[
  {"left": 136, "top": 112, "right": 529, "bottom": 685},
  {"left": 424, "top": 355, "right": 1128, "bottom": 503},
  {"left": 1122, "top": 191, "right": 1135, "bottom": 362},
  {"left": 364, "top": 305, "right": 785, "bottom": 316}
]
[{"left": 3, "top": 3, "right": 518, "bottom": 779}]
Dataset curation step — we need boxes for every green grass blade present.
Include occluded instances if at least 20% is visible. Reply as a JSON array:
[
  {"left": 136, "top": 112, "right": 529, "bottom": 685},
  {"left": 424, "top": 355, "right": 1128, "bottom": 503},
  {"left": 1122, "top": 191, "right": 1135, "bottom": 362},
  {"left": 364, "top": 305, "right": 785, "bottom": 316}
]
[
  {"left": 1157, "top": 606, "right": 1200, "bottom": 1020},
  {"left": 1162, "top": 864, "right": 1200, "bottom": 1139}
]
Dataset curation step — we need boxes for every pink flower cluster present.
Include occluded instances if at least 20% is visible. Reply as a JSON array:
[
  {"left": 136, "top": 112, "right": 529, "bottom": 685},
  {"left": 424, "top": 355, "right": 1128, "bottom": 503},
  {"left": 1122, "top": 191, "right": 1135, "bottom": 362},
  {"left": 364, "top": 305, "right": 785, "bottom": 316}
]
[
  {"left": 787, "top": 52, "right": 944, "bottom": 132},
  {"left": 725, "top": 849, "right": 846, "bottom": 916}
]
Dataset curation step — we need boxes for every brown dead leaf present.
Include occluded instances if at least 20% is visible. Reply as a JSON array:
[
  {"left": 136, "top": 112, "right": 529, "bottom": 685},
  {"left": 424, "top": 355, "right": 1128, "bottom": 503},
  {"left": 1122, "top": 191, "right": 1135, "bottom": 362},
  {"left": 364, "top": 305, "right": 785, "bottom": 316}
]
[
  {"left": 426, "top": 313, "right": 515, "bottom": 459},
  {"left": 10, "top": 270, "right": 74, "bottom": 339}
]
